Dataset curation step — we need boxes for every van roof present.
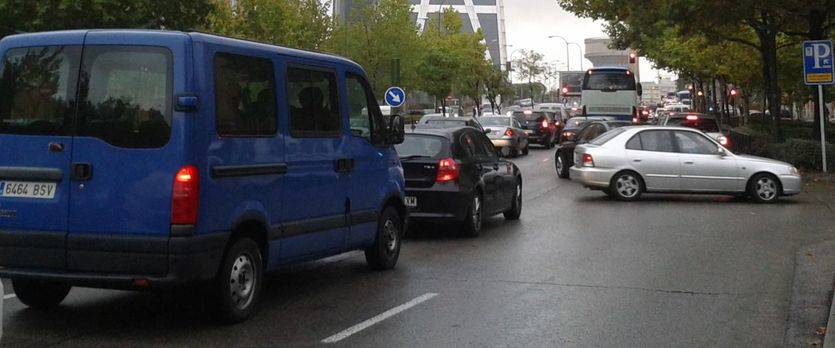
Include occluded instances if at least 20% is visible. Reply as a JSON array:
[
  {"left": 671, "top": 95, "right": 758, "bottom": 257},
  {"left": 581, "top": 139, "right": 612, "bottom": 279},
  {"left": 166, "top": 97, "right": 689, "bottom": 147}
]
[{"left": 0, "top": 29, "right": 365, "bottom": 72}]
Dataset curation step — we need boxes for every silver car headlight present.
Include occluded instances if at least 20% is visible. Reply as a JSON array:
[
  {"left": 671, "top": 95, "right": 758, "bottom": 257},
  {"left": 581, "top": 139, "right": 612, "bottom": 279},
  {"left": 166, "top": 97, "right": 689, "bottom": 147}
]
[{"left": 789, "top": 166, "right": 799, "bottom": 176}]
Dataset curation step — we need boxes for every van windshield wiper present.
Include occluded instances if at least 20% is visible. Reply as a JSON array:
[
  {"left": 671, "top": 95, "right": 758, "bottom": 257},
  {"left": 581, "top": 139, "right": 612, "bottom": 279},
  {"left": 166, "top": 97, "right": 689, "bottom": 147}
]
[{"left": 400, "top": 155, "right": 432, "bottom": 161}]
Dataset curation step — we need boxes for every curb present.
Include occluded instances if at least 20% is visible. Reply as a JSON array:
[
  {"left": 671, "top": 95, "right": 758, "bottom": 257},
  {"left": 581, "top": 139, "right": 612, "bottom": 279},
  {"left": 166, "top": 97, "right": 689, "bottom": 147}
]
[{"left": 826, "top": 285, "right": 835, "bottom": 347}]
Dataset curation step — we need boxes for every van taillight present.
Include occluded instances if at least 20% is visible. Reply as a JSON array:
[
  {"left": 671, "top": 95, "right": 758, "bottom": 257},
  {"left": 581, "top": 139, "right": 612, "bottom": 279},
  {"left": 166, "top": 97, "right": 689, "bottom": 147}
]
[
  {"left": 541, "top": 119, "right": 549, "bottom": 129},
  {"left": 172, "top": 165, "right": 199, "bottom": 225},
  {"left": 582, "top": 154, "right": 595, "bottom": 167},
  {"left": 436, "top": 157, "right": 460, "bottom": 183},
  {"left": 505, "top": 128, "right": 514, "bottom": 137}
]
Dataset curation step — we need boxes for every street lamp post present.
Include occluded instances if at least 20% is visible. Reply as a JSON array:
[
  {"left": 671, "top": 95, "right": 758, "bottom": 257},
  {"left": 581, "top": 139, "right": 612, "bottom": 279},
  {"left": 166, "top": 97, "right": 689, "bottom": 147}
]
[
  {"left": 568, "top": 42, "right": 584, "bottom": 71},
  {"left": 547, "top": 35, "right": 572, "bottom": 71}
]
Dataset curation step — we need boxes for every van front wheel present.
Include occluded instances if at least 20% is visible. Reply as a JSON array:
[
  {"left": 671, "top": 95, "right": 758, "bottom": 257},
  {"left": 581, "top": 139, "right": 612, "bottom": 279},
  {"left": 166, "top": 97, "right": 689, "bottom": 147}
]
[
  {"left": 215, "top": 237, "right": 263, "bottom": 324},
  {"left": 12, "top": 279, "right": 70, "bottom": 309},
  {"left": 366, "top": 207, "right": 402, "bottom": 270}
]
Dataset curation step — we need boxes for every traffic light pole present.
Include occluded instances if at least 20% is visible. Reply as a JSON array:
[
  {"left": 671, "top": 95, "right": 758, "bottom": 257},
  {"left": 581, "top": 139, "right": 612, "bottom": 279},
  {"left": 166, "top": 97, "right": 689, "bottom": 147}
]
[{"left": 819, "top": 85, "right": 828, "bottom": 173}]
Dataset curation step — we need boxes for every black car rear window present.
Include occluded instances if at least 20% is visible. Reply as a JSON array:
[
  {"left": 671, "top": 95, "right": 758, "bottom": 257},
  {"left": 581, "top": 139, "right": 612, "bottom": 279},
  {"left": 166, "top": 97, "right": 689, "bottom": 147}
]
[
  {"left": 480, "top": 117, "right": 510, "bottom": 126},
  {"left": 590, "top": 127, "right": 626, "bottom": 145},
  {"left": 514, "top": 111, "right": 546, "bottom": 121},
  {"left": 668, "top": 117, "right": 719, "bottom": 132},
  {"left": 0, "top": 46, "right": 81, "bottom": 136},
  {"left": 395, "top": 134, "right": 449, "bottom": 159}
]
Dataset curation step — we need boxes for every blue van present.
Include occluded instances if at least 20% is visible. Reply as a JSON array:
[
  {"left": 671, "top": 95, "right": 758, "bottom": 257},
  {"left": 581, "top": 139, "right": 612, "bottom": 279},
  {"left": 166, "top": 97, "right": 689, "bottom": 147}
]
[{"left": 0, "top": 30, "right": 407, "bottom": 322}]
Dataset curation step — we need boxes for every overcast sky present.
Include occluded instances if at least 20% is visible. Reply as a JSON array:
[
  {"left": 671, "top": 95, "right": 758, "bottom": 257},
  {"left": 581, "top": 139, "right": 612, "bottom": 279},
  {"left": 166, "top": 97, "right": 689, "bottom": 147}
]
[{"left": 504, "top": 0, "right": 671, "bottom": 82}]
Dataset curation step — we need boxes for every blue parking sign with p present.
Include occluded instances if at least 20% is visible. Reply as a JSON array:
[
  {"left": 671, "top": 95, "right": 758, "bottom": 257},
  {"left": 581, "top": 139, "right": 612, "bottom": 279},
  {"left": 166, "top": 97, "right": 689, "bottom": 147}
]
[{"left": 803, "top": 40, "right": 834, "bottom": 85}]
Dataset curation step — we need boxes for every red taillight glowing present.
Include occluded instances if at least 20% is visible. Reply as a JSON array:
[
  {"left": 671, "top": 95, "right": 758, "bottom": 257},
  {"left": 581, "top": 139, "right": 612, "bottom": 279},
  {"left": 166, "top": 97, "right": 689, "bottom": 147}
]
[
  {"left": 686, "top": 115, "right": 699, "bottom": 121},
  {"left": 582, "top": 154, "right": 595, "bottom": 167},
  {"left": 436, "top": 157, "right": 460, "bottom": 183},
  {"left": 541, "top": 119, "right": 549, "bottom": 128},
  {"left": 632, "top": 117, "right": 639, "bottom": 123},
  {"left": 172, "top": 165, "right": 199, "bottom": 225},
  {"left": 504, "top": 128, "right": 514, "bottom": 137}
]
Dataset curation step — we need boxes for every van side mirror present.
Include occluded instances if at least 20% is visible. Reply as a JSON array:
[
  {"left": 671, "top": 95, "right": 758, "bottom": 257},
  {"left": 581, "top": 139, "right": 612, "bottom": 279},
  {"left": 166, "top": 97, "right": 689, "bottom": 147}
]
[
  {"left": 637, "top": 83, "right": 643, "bottom": 97},
  {"left": 387, "top": 114, "right": 405, "bottom": 145}
]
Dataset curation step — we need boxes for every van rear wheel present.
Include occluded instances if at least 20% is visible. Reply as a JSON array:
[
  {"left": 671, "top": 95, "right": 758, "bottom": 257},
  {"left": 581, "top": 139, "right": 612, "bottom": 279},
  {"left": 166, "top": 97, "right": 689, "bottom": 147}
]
[
  {"left": 12, "top": 279, "right": 70, "bottom": 309},
  {"left": 366, "top": 207, "right": 402, "bottom": 270},
  {"left": 215, "top": 237, "right": 263, "bottom": 324}
]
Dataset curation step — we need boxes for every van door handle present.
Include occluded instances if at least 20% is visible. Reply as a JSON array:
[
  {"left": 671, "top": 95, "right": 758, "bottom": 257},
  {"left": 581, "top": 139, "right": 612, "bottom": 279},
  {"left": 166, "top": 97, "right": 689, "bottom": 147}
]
[
  {"left": 48, "top": 142, "right": 65, "bottom": 153},
  {"left": 684, "top": 161, "right": 695, "bottom": 165},
  {"left": 334, "top": 158, "right": 354, "bottom": 173},
  {"left": 633, "top": 159, "right": 642, "bottom": 162},
  {"left": 71, "top": 163, "right": 93, "bottom": 181}
]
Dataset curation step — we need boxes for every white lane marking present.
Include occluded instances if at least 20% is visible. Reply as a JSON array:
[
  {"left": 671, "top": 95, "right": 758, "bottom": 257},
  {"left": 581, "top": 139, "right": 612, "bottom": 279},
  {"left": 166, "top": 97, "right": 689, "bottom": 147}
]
[
  {"left": 321, "top": 292, "right": 438, "bottom": 344},
  {"left": 3, "top": 293, "right": 15, "bottom": 300}
]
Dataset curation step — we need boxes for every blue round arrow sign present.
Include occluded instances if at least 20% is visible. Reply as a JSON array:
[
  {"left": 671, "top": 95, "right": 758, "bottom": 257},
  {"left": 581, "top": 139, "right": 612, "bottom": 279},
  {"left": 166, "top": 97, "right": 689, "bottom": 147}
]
[{"left": 384, "top": 87, "right": 406, "bottom": 107}]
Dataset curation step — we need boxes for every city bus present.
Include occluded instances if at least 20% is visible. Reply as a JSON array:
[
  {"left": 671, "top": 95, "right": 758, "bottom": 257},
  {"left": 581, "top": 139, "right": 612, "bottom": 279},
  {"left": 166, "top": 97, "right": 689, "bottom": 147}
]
[{"left": 580, "top": 66, "right": 641, "bottom": 121}]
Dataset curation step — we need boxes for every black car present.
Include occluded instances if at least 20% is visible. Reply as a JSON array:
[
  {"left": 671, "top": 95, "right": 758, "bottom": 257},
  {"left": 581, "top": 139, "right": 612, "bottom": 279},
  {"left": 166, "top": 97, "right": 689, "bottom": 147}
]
[
  {"left": 512, "top": 110, "right": 558, "bottom": 148},
  {"left": 559, "top": 116, "right": 612, "bottom": 143},
  {"left": 555, "top": 120, "right": 631, "bottom": 178},
  {"left": 396, "top": 127, "right": 523, "bottom": 237}
]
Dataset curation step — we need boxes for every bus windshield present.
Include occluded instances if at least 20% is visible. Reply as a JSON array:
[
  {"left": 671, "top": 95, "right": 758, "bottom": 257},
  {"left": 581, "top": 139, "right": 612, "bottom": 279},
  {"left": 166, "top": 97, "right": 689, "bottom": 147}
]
[{"left": 583, "top": 70, "right": 636, "bottom": 91}]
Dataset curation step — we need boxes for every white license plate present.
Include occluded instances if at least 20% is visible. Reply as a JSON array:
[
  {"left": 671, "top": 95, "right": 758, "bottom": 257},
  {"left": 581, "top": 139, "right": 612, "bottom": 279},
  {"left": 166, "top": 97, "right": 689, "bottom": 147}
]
[
  {"left": 0, "top": 181, "right": 57, "bottom": 199},
  {"left": 404, "top": 196, "right": 417, "bottom": 208},
  {"left": 524, "top": 130, "right": 533, "bottom": 134}
]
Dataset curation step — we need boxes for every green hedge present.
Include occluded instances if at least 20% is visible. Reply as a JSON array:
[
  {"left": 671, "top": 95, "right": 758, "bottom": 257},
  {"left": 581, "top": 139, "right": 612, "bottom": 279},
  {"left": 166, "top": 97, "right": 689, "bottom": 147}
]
[{"left": 767, "top": 138, "right": 834, "bottom": 170}]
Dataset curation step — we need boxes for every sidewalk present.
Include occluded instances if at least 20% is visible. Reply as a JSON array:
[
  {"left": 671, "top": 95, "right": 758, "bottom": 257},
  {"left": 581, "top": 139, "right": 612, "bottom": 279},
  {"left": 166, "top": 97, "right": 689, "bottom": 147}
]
[{"left": 799, "top": 176, "right": 835, "bottom": 347}]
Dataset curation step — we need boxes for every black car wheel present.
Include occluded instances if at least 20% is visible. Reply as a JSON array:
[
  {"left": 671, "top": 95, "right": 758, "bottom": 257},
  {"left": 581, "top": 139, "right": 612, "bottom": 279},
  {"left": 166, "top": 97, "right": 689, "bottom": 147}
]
[
  {"left": 556, "top": 153, "right": 570, "bottom": 179},
  {"left": 215, "top": 237, "right": 263, "bottom": 324},
  {"left": 12, "top": 279, "right": 71, "bottom": 309},
  {"left": 747, "top": 173, "right": 781, "bottom": 203},
  {"left": 365, "top": 207, "right": 402, "bottom": 269},
  {"left": 461, "top": 191, "right": 483, "bottom": 237},
  {"left": 503, "top": 179, "right": 522, "bottom": 220},
  {"left": 608, "top": 171, "right": 643, "bottom": 201},
  {"left": 522, "top": 144, "right": 529, "bottom": 155}
]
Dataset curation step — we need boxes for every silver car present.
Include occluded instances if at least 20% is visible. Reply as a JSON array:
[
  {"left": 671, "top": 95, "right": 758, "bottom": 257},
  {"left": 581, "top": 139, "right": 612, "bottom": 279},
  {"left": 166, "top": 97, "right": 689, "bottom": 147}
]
[
  {"left": 569, "top": 126, "right": 801, "bottom": 203},
  {"left": 480, "top": 116, "right": 530, "bottom": 157}
]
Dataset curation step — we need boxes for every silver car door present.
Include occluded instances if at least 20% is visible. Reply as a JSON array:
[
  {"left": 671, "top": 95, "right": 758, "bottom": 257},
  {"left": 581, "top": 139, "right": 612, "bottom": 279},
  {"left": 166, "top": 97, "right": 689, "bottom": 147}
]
[
  {"left": 624, "top": 130, "right": 680, "bottom": 191},
  {"left": 674, "top": 131, "right": 742, "bottom": 192}
]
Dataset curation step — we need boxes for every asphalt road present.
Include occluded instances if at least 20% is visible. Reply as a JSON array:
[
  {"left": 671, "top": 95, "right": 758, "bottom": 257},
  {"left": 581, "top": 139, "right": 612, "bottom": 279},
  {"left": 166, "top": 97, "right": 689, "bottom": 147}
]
[{"left": 3, "top": 146, "right": 834, "bottom": 347}]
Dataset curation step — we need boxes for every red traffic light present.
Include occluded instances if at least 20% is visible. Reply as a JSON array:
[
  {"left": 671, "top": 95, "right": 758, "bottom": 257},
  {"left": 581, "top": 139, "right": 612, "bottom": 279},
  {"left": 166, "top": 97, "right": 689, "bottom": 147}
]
[
  {"left": 629, "top": 52, "right": 638, "bottom": 64},
  {"left": 729, "top": 88, "right": 738, "bottom": 97},
  {"left": 561, "top": 87, "right": 569, "bottom": 95}
]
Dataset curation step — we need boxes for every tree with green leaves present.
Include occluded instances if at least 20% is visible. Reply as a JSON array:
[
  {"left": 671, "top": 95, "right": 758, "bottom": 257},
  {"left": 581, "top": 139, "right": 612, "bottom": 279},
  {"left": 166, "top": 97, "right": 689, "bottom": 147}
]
[
  {"left": 208, "top": 0, "right": 331, "bottom": 51},
  {"left": 513, "top": 50, "right": 545, "bottom": 102},
  {"left": 484, "top": 65, "right": 514, "bottom": 113},
  {"left": 326, "top": 0, "right": 422, "bottom": 94},
  {"left": 0, "top": 0, "right": 215, "bottom": 38}
]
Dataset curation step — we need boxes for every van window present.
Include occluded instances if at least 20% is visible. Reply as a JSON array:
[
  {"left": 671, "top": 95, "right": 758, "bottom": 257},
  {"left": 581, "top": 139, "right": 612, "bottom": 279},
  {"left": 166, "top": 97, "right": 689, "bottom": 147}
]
[
  {"left": 0, "top": 46, "right": 81, "bottom": 136},
  {"left": 345, "top": 73, "right": 384, "bottom": 142},
  {"left": 287, "top": 67, "right": 340, "bottom": 137},
  {"left": 78, "top": 46, "right": 172, "bottom": 148},
  {"left": 583, "top": 70, "right": 636, "bottom": 91},
  {"left": 214, "top": 53, "right": 277, "bottom": 137}
]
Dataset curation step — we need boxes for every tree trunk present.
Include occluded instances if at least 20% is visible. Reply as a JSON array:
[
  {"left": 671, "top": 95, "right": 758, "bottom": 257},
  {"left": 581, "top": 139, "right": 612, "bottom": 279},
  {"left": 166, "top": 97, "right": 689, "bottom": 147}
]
[{"left": 755, "top": 19, "right": 782, "bottom": 139}]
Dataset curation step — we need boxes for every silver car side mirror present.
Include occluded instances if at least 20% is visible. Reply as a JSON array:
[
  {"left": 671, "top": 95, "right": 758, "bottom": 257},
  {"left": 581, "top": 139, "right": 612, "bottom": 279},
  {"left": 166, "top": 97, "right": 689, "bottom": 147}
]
[{"left": 716, "top": 147, "right": 727, "bottom": 156}]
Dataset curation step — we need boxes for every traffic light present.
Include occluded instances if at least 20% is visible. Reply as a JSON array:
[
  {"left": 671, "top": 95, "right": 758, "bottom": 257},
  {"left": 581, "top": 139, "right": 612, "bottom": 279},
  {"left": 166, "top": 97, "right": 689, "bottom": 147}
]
[
  {"left": 629, "top": 51, "right": 638, "bottom": 64},
  {"left": 561, "top": 87, "right": 569, "bottom": 95},
  {"left": 729, "top": 88, "right": 738, "bottom": 98}
]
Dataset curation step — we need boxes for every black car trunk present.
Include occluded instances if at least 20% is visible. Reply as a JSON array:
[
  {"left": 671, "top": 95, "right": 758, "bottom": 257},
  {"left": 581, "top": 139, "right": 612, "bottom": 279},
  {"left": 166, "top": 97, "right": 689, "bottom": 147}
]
[{"left": 402, "top": 159, "right": 438, "bottom": 188}]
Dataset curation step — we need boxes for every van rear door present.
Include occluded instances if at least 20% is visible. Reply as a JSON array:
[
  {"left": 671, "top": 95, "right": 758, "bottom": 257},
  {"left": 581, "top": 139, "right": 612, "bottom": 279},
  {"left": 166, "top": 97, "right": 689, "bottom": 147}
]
[
  {"left": 0, "top": 33, "right": 84, "bottom": 270},
  {"left": 66, "top": 32, "right": 187, "bottom": 275}
]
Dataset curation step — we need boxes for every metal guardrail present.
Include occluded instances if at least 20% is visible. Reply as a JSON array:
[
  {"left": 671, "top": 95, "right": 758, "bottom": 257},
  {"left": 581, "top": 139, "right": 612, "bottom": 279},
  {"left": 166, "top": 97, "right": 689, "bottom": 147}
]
[{"left": 728, "top": 129, "right": 753, "bottom": 154}]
